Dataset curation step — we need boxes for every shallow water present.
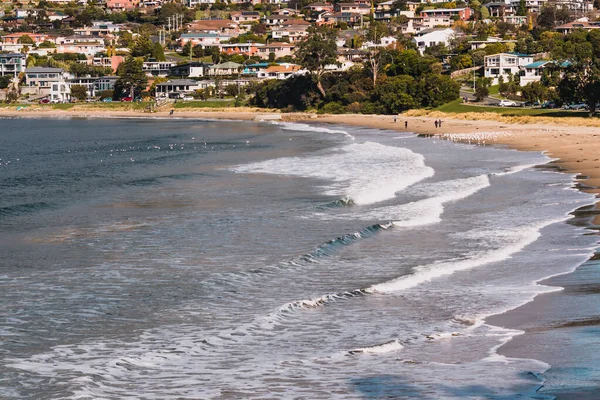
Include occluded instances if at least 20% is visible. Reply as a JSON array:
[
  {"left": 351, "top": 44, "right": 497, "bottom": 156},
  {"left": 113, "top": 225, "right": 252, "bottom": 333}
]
[{"left": 0, "top": 117, "right": 597, "bottom": 399}]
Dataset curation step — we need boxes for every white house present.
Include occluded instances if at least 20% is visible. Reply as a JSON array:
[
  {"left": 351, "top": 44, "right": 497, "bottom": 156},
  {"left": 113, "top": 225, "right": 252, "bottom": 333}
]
[
  {"left": 257, "top": 64, "right": 302, "bottom": 80},
  {"left": 24, "top": 67, "right": 73, "bottom": 102},
  {"left": 484, "top": 52, "right": 534, "bottom": 84},
  {"left": 179, "top": 33, "right": 230, "bottom": 47},
  {"left": 142, "top": 61, "right": 177, "bottom": 77},
  {"left": 412, "top": 28, "right": 455, "bottom": 54},
  {"left": 155, "top": 79, "right": 200, "bottom": 98}
]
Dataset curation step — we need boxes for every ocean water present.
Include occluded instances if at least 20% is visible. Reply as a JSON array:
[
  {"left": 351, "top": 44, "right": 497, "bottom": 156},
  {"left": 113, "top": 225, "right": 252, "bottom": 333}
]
[{"left": 0, "top": 117, "right": 597, "bottom": 399}]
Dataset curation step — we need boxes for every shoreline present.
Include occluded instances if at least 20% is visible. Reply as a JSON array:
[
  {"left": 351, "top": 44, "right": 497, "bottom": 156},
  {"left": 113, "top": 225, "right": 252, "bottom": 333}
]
[{"left": 3, "top": 106, "right": 600, "bottom": 396}]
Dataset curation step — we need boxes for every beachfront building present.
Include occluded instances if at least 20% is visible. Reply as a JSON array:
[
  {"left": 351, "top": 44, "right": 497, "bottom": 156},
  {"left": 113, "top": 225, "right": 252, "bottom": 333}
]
[
  {"left": 94, "top": 76, "right": 119, "bottom": 92},
  {"left": 24, "top": 67, "right": 73, "bottom": 102},
  {"left": 0, "top": 53, "right": 26, "bottom": 77},
  {"left": 155, "top": 79, "right": 201, "bottom": 98},
  {"left": 70, "top": 76, "right": 97, "bottom": 98},
  {"left": 484, "top": 52, "right": 534, "bottom": 85}
]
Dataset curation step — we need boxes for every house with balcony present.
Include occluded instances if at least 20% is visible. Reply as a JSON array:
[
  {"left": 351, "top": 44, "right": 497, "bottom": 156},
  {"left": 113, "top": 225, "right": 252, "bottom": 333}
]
[
  {"left": 94, "top": 76, "right": 119, "bottom": 92},
  {"left": 55, "top": 36, "right": 106, "bottom": 56},
  {"left": 106, "top": 0, "right": 140, "bottom": 11},
  {"left": 271, "top": 20, "right": 311, "bottom": 43},
  {"left": 155, "top": 79, "right": 201, "bottom": 98},
  {"left": 208, "top": 61, "right": 243, "bottom": 76},
  {"left": 179, "top": 33, "right": 231, "bottom": 48},
  {"left": 420, "top": 8, "right": 472, "bottom": 28},
  {"left": 230, "top": 11, "right": 261, "bottom": 24},
  {"left": 555, "top": 20, "right": 600, "bottom": 35},
  {"left": 24, "top": 67, "right": 73, "bottom": 102},
  {"left": 484, "top": 52, "right": 534, "bottom": 85},
  {"left": 255, "top": 42, "right": 295, "bottom": 59},
  {"left": 69, "top": 76, "right": 98, "bottom": 98},
  {"left": 142, "top": 60, "right": 177, "bottom": 77},
  {"left": 73, "top": 21, "right": 122, "bottom": 37},
  {"left": 170, "top": 62, "right": 212, "bottom": 78},
  {"left": 92, "top": 56, "right": 125, "bottom": 73},
  {"left": 186, "top": 0, "right": 217, "bottom": 6},
  {"left": 413, "top": 28, "right": 456, "bottom": 54},
  {"left": 0, "top": 53, "right": 26, "bottom": 77},
  {"left": 334, "top": 3, "right": 372, "bottom": 15},
  {"left": 218, "top": 42, "right": 265, "bottom": 57},
  {"left": 187, "top": 19, "right": 240, "bottom": 36}
]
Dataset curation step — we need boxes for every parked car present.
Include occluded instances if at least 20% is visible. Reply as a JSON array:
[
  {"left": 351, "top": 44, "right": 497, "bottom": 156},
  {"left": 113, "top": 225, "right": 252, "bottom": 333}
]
[
  {"left": 182, "top": 96, "right": 195, "bottom": 101},
  {"left": 102, "top": 98, "right": 113, "bottom": 103},
  {"left": 39, "top": 98, "right": 50, "bottom": 104},
  {"left": 541, "top": 101, "right": 557, "bottom": 109},
  {"left": 563, "top": 103, "right": 588, "bottom": 110},
  {"left": 121, "top": 97, "right": 133, "bottom": 102},
  {"left": 498, "top": 100, "right": 517, "bottom": 107}
]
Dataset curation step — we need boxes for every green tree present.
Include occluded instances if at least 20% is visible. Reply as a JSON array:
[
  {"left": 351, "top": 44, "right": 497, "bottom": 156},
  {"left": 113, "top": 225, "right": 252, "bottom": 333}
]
[
  {"left": 130, "top": 32, "right": 153, "bottom": 58},
  {"left": 370, "top": 75, "right": 417, "bottom": 114},
  {"left": 70, "top": 84, "right": 88, "bottom": 101},
  {"left": 152, "top": 42, "right": 166, "bottom": 61},
  {"left": 18, "top": 35, "right": 34, "bottom": 44},
  {"left": 0, "top": 76, "right": 11, "bottom": 89},
  {"left": 295, "top": 25, "right": 338, "bottom": 97},
  {"left": 521, "top": 81, "right": 548, "bottom": 103},
  {"left": 474, "top": 77, "right": 490, "bottom": 101},
  {"left": 516, "top": 0, "right": 526, "bottom": 16},
  {"left": 115, "top": 57, "right": 148, "bottom": 99}
]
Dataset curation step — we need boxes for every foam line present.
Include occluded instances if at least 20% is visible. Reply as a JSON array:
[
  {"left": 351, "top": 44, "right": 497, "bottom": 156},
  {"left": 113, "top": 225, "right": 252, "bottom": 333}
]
[
  {"left": 367, "top": 219, "right": 565, "bottom": 293},
  {"left": 233, "top": 142, "right": 434, "bottom": 206}
]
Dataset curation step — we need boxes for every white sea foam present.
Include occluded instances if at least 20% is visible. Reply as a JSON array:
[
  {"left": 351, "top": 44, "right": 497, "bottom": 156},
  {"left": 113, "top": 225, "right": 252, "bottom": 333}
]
[
  {"left": 277, "top": 122, "right": 355, "bottom": 139},
  {"left": 349, "top": 339, "right": 404, "bottom": 354},
  {"left": 367, "top": 218, "right": 565, "bottom": 293},
  {"left": 232, "top": 142, "right": 434, "bottom": 205},
  {"left": 492, "top": 163, "right": 537, "bottom": 176},
  {"left": 317, "top": 174, "right": 490, "bottom": 226}
]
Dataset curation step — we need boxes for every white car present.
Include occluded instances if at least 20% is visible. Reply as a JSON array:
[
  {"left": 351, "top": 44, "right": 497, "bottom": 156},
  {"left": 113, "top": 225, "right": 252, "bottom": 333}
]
[
  {"left": 498, "top": 100, "right": 517, "bottom": 107},
  {"left": 182, "top": 96, "right": 195, "bottom": 101}
]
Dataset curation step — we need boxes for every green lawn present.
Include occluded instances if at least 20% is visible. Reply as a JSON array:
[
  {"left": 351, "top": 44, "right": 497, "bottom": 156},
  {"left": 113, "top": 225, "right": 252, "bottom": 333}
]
[
  {"left": 174, "top": 100, "right": 235, "bottom": 109},
  {"left": 435, "top": 99, "right": 593, "bottom": 118}
]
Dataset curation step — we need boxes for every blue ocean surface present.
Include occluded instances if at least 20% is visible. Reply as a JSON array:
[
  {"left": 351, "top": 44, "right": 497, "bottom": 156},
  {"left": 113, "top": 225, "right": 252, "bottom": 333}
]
[{"left": 0, "top": 117, "right": 598, "bottom": 399}]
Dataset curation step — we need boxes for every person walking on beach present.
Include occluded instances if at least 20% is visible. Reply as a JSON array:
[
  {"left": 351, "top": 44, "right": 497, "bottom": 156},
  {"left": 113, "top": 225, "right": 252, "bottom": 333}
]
[
  {"left": 404, "top": 121, "right": 408, "bottom": 129},
  {"left": 170, "top": 110, "right": 174, "bottom": 116},
  {"left": 435, "top": 120, "right": 439, "bottom": 128},
  {"left": 394, "top": 116, "right": 397, "bottom": 123},
  {"left": 438, "top": 119, "right": 443, "bottom": 128}
]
